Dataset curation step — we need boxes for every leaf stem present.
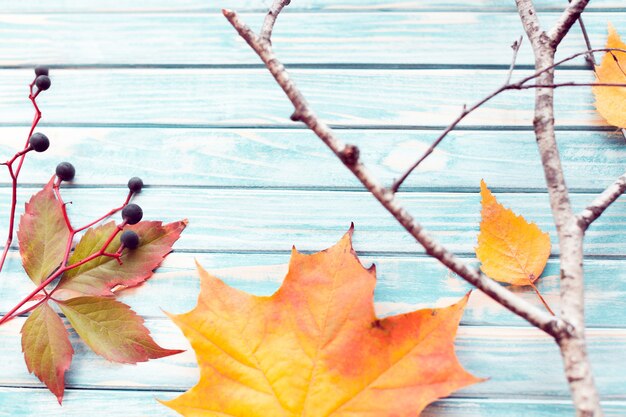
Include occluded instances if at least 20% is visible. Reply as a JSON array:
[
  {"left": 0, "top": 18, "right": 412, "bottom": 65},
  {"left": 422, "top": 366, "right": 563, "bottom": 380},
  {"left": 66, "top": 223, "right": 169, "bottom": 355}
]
[{"left": 528, "top": 278, "right": 555, "bottom": 316}]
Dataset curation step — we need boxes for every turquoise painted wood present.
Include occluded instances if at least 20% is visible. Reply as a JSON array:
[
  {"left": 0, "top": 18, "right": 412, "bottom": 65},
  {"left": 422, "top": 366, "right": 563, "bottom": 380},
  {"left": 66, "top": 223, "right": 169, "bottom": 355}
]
[
  {"left": 0, "top": 0, "right": 622, "bottom": 13},
  {"left": 0, "top": 12, "right": 622, "bottom": 66},
  {"left": 1, "top": 1, "right": 625, "bottom": 416},
  {"left": 0, "top": 69, "right": 609, "bottom": 127},
  {"left": 0, "top": 129, "right": 625, "bottom": 191},
  {"left": 1, "top": 389, "right": 625, "bottom": 417}
]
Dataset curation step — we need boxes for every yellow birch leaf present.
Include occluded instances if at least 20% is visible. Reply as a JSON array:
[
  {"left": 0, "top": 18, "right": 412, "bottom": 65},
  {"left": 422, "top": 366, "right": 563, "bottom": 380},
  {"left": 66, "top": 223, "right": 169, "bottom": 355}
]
[
  {"left": 476, "top": 180, "right": 551, "bottom": 285},
  {"left": 593, "top": 23, "right": 626, "bottom": 129}
]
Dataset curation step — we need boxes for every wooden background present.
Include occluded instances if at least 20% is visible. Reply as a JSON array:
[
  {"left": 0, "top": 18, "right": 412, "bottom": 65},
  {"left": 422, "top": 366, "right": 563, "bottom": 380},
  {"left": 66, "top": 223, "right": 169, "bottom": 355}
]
[{"left": 1, "top": 0, "right": 625, "bottom": 415}]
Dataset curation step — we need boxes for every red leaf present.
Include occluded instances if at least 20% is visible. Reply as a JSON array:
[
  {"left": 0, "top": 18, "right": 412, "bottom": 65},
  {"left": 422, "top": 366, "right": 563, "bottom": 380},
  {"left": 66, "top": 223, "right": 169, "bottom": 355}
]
[
  {"left": 56, "top": 220, "right": 187, "bottom": 296},
  {"left": 17, "top": 177, "right": 70, "bottom": 285}
]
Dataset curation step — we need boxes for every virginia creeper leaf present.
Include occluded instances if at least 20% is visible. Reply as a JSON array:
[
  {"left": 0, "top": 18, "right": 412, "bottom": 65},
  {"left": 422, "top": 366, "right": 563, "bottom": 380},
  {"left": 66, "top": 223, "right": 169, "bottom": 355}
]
[
  {"left": 56, "top": 220, "right": 187, "bottom": 296},
  {"left": 162, "top": 227, "right": 481, "bottom": 417},
  {"left": 17, "top": 177, "right": 70, "bottom": 285},
  {"left": 593, "top": 23, "right": 626, "bottom": 128},
  {"left": 476, "top": 180, "right": 551, "bottom": 285},
  {"left": 57, "top": 296, "right": 183, "bottom": 363},
  {"left": 21, "top": 302, "right": 73, "bottom": 404}
]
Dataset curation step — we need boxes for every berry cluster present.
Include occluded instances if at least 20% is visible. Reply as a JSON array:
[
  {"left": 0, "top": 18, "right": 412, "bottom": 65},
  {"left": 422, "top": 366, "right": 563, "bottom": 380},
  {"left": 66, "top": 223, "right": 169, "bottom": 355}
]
[{"left": 53, "top": 161, "right": 145, "bottom": 251}]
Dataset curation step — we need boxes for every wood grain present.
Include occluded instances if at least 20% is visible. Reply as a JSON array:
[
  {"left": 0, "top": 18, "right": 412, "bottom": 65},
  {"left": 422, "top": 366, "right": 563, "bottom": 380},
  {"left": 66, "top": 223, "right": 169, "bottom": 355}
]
[
  {"left": 1, "top": 388, "right": 624, "bottom": 417},
  {"left": 3, "top": 252, "right": 626, "bottom": 328},
  {"left": 0, "top": 69, "right": 609, "bottom": 127},
  {"left": 0, "top": 0, "right": 622, "bottom": 13},
  {"left": 0, "top": 187, "right": 622, "bottom": 255},
  {"left": 0, "top": 12, "right": 623, "bottom": 66},
  {"left": 0, "top": 128, "right": 624, "bottom": 191},
  {"left": 1, "top": 317, "right": 625, "bottom": 399}
]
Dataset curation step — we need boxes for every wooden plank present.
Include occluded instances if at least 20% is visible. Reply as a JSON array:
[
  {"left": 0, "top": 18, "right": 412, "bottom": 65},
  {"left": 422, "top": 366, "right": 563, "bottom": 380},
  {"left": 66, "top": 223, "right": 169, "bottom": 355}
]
[
  {"left": 3, "top": 252, "right": 626, "bottom": 328},
  {"left": 0, "top": 187, "right": 622, "bottom": 255},
  {"left": 0, "top": 13, "right": 623, "bottom": 66},
  {"left": 1, "top": 128, "right": 624, "bottom": 191},
  {"left": 0, "top": 0, "right": 621, "bottom": 13},
  {"left": 1, "top": 388, "right": 625, "bottom": 417},
  {"left": 0, "top": 318, "right": 625, "bottom": 399},
  {"left": 0, "top": 69, "right": 607, "bottom": 127}
]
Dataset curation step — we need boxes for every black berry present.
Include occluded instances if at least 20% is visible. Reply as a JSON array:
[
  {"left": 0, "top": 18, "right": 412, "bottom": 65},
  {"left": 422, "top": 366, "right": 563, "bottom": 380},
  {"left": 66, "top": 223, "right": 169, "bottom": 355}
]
[
  {"left": 29, "top": 133, "right": 50, "bottom": 152},
  {"left": 35, "top": 75, "right": 51, "bottom": 91},
  {"left": 34, "top": 66, "right": 49, "bottom": 77},
  {"left": 122, "top": 204, "right": 143, "bottom": 225},
  {"left": 55, "top": 162, "right": 75, "bottom": 181},
  {"left": 120, "top": 230, "right": 140, "bottom": 250},
  {"left": 127, "top": 177, "right": 143, "bottom": 193}
]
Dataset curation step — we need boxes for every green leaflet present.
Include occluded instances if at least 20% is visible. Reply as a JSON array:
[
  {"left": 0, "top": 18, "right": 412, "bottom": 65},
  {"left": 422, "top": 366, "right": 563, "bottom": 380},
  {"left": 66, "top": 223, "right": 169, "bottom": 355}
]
[
  {"left": 57, "top": 296, "right": 183, "bottom": 364},
  {"left": 20, "top": 302, "right": 73, "bottom": 404}
]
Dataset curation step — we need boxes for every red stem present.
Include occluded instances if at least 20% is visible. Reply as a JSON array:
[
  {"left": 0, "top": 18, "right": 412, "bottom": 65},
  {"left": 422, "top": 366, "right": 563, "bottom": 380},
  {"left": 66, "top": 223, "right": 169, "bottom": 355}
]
[
  {"left": 0, "top": 82, "right": 43, "bottom": 275},
  {"left": 0, "top": 223, "right": 125, "bottom": 325},
  {"left": 74, "top": 191, "right": 133, "bottom": 233}
]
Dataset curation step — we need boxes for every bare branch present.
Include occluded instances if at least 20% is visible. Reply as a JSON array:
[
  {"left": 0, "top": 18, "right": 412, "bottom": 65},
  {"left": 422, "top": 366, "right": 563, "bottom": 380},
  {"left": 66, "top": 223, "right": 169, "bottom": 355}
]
[
  {"left": 260, "top": 0, "right": 291, "bottom": 42},
  {"left": 549, "top": 0, "right": 591, "bottom": 48},
  {"left": 390, "top": 36, "right": 523, "bottom": 193},
  {"left": 390, "top": 46, "right": 626, "bottom": 193},
  {"left": 575, "top": 15, "right": 596, "bottom": 66},
  {"left": 578, "top": 173, "right": 626, "bottom": 231},
  {"left": 222, "top": 8, "right": 569, "bottom": 338},
  {"left": 517, "top": 0, "right": 603, "bottom": 415}
]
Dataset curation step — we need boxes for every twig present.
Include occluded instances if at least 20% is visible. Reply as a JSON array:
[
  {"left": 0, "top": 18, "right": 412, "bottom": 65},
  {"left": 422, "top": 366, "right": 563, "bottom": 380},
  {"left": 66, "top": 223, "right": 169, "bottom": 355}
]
[
  {"left": 390, "top": 37, "right": 524, "bottom": 193},
  {"left": 222, "top": 8, "right": 569, "bottom": 339},
  {"left": 260, "top": 0, "right": 291, "bottom": 42},
  {"left": 578, "top": 172, "right": 626, "bottom": 231},
  {"left": 390, "top": 47, "right": 626, "bottom": 192},
  {"left": 549, "top": 0, "right": 591, "bottom": 48}
]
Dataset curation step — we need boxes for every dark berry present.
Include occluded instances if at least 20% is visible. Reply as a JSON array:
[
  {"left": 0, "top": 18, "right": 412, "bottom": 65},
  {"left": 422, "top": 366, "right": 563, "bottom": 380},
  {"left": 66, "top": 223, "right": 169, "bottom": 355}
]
[
  {"left": 122, "top": 204, "right": 143, "bottom": 225},
  {"left": 127, "top": 177, "right": 143, "bottom": 193},
  {"left": 34, "top": 66, "right": 49, "bottom": 76},
  {"left": 120, "top": 230, "right": 140, "bottom": 250},
  {"left": 55, "top": 162, "right": 75, "bottom": 181},
  {"left": 29, "top": 133, "right": 50, "bottom": 152},
  {"left": 35, "top": 75, "right": 51, "bottom": 91}
]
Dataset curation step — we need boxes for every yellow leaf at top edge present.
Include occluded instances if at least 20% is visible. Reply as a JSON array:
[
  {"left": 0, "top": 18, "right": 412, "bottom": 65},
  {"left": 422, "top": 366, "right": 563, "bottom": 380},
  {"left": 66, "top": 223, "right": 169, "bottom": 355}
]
[
  {"left": 593, "top": 23, "right": 626, "bottom": 129},
  {"left": 476, "top": 180, "right": 551, "bottom": 286}
]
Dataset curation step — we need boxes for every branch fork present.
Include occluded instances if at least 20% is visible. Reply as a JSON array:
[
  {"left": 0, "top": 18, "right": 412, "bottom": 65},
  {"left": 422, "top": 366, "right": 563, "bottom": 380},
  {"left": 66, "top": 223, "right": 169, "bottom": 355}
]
[{"left": 222, "top": 0, "right": 625, "bottom": 415}]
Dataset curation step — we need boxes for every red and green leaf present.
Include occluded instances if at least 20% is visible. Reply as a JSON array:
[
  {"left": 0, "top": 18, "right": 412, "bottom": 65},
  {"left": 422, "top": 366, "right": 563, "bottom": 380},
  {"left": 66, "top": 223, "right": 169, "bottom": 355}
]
[
  {"left": 17, "top": 177, "right": 70, "bottom": 285},
  {"left": 56, "top": 220, "right": 187, "bottom": 296},
  {"left": 57, "top": 296, "right": 183, "bottom": 364},
  {"left": 21, "top": 302, "right": 74, "bottom": 404}
]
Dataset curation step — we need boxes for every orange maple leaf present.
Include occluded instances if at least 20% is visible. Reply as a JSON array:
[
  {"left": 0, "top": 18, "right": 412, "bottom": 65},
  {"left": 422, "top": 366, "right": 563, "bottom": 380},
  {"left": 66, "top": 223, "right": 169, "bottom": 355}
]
[
  {"left": 163, "top": 227, "right": 481, "bottom": 417},
  {"left": 476, "top": 180, "right": 551, "bottom": 286},
  {"left": 593, "top": 23, "right": 626, "bottom": 129}
]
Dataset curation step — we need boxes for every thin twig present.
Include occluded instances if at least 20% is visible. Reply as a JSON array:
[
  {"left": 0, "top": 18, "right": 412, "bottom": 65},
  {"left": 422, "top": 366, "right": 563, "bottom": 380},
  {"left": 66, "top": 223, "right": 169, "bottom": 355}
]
[
  {"left": 222, "top": 8, "right": 569, "bottom": 339},
  {"left": 390, "top": 47, "right": 626, "bottom": 193},
  {"left": 578, "top": 172, "right": 626, "bottom": 231},
  {"left": 390, "top": 36, "right": 523, "bottom": 193},
  {"left": 260, "top": 0, "right": 291, "bottom": 42}
]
